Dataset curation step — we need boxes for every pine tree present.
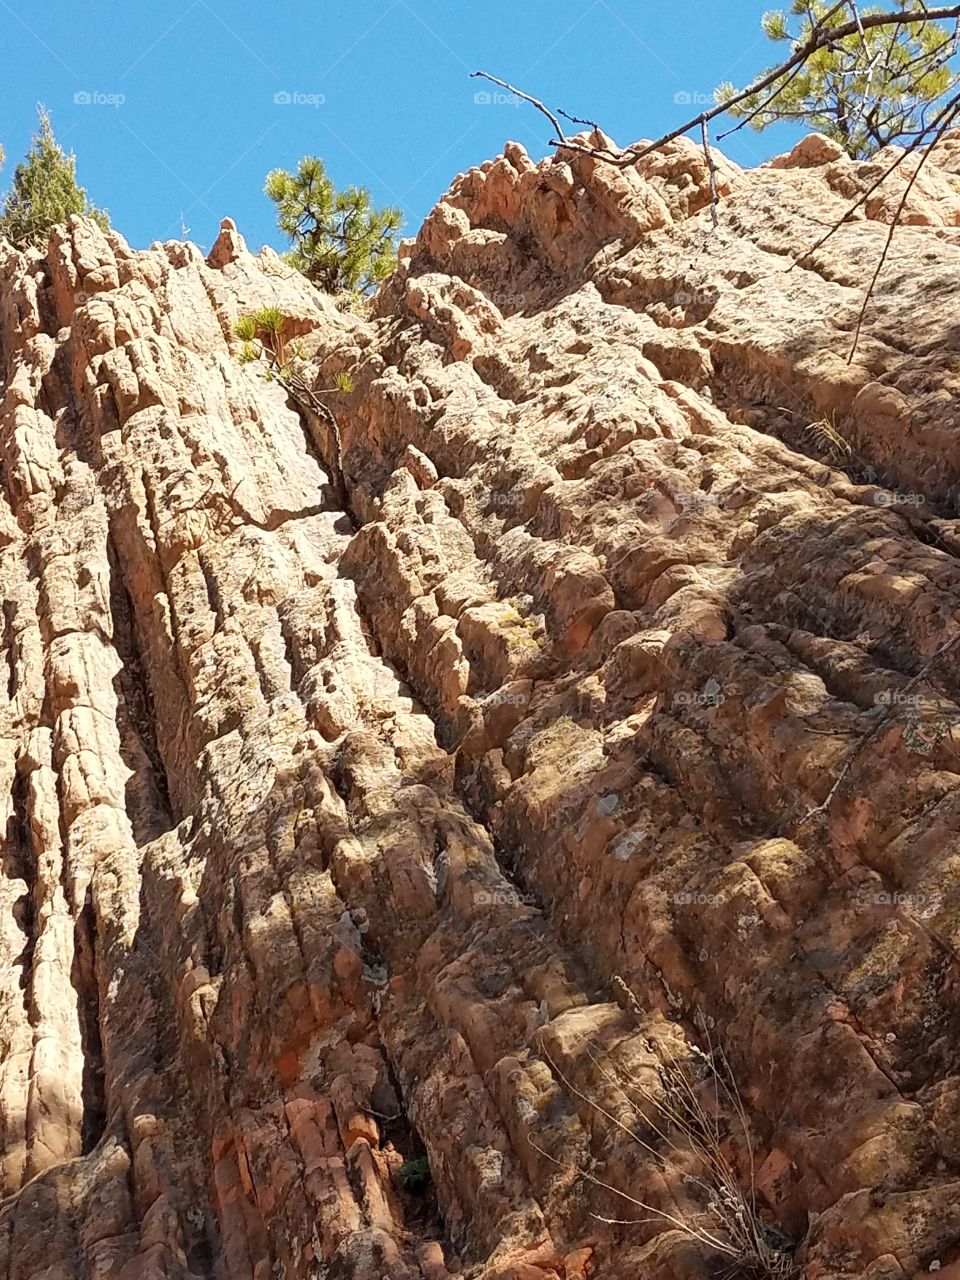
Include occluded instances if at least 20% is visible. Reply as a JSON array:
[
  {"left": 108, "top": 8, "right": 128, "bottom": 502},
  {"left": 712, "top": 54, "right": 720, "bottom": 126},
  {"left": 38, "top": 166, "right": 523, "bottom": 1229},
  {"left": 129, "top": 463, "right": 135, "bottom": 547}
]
[
  {"left": 265, "top": 157, "right": 402, "bottom": 295},
  {"left": 0, "top": 108, "right": 109, "bottom": 249},
  {"left": 716, "top": 2, "right": 959, "bottom": 159}
]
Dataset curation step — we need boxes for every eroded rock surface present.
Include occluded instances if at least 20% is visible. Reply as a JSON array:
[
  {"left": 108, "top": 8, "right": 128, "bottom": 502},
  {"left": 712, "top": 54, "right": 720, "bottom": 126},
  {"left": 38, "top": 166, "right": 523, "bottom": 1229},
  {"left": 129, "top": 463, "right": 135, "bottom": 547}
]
[{"left": 1, "top": 130, "right": 960, "bottom": 1280}]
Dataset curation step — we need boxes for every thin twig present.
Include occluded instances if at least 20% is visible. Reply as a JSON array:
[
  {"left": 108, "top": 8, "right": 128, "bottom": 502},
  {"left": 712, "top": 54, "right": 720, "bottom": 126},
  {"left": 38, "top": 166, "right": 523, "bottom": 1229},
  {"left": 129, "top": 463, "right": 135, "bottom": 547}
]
[
  {"left": 469, "top": 71, "right": 568, "bottom": 145},
  {"left": 558, "top": 107, "right": 603, "bottom": 132},
  {"left": 700, "top": 117, "right": 720, "bottom": 227},
  {"left": 785, "top": 77, "right": 960, "bottom": 332},
  {"left": 536, "top": 1029, "right": 798, "bottom": 1275},
  {"left": 475, "top": 6, "right": 960, "bottom": 349},
  {"left": 799, "top": 629, "right": 960, "bottom": 825},
  {"left": 847, "top": 88, "right": 960, "bottom": 357},
  {"left": 716, "top": 59, "right": 810, "bottom": 140},
  {"left": 527, "top": 1136, "right": 739, "bottom": 1255}
]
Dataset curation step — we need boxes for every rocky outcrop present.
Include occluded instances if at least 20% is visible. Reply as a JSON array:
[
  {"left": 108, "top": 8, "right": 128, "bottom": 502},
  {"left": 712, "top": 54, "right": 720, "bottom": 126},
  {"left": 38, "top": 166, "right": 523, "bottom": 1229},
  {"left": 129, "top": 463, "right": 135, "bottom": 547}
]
[{"left": 1, "top": 129, "right": 960, "bottom": 1280}]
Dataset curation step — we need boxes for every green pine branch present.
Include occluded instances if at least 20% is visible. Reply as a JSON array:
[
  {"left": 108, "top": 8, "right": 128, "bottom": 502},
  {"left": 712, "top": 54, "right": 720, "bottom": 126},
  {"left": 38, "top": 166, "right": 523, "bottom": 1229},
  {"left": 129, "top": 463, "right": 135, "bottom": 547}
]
[
  {"left": 265, "top": 156, "right": 401, "bottom": 296},
  {"left": 716, "top": 1, "right": 960, "bottom": 158}
]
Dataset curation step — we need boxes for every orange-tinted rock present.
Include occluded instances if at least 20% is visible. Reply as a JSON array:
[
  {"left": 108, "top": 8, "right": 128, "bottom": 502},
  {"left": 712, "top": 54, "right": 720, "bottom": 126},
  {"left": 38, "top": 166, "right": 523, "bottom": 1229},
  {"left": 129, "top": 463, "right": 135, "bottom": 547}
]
[{"left": 1, "top": 125, "right": 960, "bottom": 1279}]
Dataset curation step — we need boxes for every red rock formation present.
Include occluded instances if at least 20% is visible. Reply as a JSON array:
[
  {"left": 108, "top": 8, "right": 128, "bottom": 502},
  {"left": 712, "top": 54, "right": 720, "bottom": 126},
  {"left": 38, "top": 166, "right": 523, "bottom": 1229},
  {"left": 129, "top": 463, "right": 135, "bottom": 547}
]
[{"left": 1, "top": 129, "right": 960, "bottom": 1279}]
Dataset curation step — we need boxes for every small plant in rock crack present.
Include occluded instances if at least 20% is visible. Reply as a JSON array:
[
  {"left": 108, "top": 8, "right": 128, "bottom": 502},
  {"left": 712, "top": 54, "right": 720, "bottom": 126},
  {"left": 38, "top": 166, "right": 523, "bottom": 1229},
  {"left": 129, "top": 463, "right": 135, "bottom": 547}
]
[
  {"left": 802, "top": 413, "right": 852, "bottom": 463},
  {"left": 396, "top": 1155, "right": 432, "bottom": 1193},
  {"left": 234, "top": 307, "right": 354, "bottom": 394},
  {"left": 234, "top": 307, "right": 354, "bottom": 510},
  {"left": 538, "top": 1007, "right": 800, "bottom": 1280}
]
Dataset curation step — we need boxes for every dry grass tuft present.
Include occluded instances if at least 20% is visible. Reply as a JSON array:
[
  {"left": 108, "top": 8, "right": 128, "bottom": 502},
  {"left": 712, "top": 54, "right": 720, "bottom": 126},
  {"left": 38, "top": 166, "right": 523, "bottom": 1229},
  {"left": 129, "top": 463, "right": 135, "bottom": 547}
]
[{"left": 535, "top": 1005, "right": 799, "bottom": 1280}]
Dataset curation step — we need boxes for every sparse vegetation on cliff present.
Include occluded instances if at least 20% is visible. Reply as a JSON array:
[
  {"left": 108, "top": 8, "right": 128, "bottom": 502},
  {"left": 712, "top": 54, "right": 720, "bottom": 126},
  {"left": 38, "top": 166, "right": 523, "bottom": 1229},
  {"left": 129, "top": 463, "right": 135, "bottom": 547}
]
[
  {"left": 234, "top": 306, "right": 353, "bottom": 509},
  {"left": 541, "top": 1022, "right": 800, "bottom": 1280},
  {"left": 0, "top": 107, "right": 108, "bottom": 249},
  {"left": 235, "top": 306, "right": 353, "bottom": 392},
  {"left": 396, "top": 1155, "right": 431, "bottom": 1192},
  {"left": 475, "top": 3, "right": 960, "bottom": 355},
  {"left": 7, "top": 8, "right": 960, "bottom": 1277}
]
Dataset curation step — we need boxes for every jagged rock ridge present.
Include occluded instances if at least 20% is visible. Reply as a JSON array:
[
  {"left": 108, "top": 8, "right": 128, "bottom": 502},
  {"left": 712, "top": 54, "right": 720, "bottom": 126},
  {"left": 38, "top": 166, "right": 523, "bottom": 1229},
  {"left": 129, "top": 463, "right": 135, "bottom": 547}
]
[{"left": 1, "top": 127, "right": 960, "bottom": 1279}]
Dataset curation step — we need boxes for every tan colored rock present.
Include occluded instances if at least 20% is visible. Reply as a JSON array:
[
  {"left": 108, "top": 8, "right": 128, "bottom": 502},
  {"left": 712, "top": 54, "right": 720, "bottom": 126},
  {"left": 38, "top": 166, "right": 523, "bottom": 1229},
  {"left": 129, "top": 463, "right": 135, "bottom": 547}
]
[
  {"left": 2, "top": 130, "right": 960, "bottom": 1280},
  {"left": 206, "top": 216, "right": 246, "bottom": 269},
  {"left": 768, "top": 132, "right": 850, "bottom": 169}
]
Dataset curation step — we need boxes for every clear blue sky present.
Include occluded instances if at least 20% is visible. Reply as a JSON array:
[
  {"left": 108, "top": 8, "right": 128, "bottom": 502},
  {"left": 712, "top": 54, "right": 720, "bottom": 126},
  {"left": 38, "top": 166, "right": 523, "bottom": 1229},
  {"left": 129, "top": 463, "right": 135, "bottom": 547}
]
[{"left": 0, "top": 1, "right": 805, "bottom": 252}]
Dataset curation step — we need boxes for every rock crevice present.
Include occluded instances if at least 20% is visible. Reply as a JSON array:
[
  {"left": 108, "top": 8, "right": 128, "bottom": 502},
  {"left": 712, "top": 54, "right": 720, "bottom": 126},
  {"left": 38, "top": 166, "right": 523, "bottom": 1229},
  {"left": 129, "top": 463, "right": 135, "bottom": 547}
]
[{"left": 1, "top": 134, "right": 960, "bottom": 1279}]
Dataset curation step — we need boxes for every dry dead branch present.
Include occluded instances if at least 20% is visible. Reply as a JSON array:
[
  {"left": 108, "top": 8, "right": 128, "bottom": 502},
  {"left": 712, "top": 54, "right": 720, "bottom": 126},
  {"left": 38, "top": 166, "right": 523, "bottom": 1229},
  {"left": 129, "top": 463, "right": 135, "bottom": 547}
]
[{"left": 474, "top": 4, "right": 960, "bottom": 358}]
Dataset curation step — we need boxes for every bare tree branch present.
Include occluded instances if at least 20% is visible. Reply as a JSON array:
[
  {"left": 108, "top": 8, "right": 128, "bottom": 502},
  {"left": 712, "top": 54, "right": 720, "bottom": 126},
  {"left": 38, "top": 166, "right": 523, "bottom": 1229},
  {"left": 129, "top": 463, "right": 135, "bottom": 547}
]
[
  {"left": 558, "top": 107, "right": 603, "bottom": 133},
  {"left": 477, "top": 5, "right": 960, "bottom": 169},
  {"left": 848, "top": 88, "right": 960, "bottom": 356},
  {"left": 715, "top": 59, "right": 810, "bottom": 140},
  {"left": 470, "top": 71, "right": 627, "bottom": 163},
  {"left": 470, "top": 72, "right": 568, "bottom": 145}
]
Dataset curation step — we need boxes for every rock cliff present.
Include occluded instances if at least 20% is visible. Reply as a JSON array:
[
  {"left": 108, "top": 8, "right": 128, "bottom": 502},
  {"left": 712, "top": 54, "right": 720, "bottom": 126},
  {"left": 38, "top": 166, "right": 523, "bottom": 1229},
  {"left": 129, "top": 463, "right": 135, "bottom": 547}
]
[{"left": 1, "top": 127, "right": 960, "bottom": 1280}]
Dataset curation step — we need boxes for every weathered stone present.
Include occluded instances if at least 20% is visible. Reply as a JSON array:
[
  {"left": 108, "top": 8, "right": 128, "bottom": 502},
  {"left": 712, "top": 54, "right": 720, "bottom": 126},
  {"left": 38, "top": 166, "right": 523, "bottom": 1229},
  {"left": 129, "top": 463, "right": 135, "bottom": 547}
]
[{"left": 1, "top": 124, "right": 959, "bottom": 1279}]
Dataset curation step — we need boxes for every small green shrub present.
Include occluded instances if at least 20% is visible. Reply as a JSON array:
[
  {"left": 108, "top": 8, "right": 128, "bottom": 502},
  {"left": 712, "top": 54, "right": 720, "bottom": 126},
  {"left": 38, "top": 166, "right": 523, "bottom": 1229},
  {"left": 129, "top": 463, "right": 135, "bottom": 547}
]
[
  {"left": 396, "top": 1155, "right": 431, "bottom": 1193},
  {"left": 231, "top": 305, "right": 355, "bottom": 508},
  {"left": 234, "top": 314, "right": 257, "bottom": 342}
]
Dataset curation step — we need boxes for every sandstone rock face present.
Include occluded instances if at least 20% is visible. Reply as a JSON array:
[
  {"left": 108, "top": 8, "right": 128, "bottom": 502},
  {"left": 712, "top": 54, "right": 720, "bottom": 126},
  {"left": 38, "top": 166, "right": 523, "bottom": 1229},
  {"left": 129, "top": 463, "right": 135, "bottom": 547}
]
[{"left": 1, "top": 131, "right": 960, "bottom": 1280}]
